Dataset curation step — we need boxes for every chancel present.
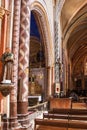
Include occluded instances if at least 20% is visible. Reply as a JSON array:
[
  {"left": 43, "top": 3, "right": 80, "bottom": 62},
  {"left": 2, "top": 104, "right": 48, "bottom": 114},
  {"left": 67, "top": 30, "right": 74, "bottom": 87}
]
[{"left": 0, "top": 0, "right": 87, "bottom": 130}]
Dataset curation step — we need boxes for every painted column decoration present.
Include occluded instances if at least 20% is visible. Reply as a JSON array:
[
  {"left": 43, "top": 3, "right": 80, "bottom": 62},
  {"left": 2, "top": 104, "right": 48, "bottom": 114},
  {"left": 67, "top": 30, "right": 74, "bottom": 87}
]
[
  {"left": 12, "top": 0, "right": 21, "bottom": 103},
  {"left": 54, "top": 0, "right": 65, "bottom": 93},
  {"left": 18, "top": 0, "right": 30, "bottom": 113},
  {"left": 54, "top": 21, "right": 59, "bottom": 83},
  {"left": 9, "top": 0, "right": 21, "bottom": 129}
]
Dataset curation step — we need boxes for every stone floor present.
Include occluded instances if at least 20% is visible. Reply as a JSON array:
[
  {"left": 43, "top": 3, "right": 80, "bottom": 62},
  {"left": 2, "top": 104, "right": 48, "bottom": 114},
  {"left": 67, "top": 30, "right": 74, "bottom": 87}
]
[{"left": 29, "top": 110, "right": 47, "bottom": 130}]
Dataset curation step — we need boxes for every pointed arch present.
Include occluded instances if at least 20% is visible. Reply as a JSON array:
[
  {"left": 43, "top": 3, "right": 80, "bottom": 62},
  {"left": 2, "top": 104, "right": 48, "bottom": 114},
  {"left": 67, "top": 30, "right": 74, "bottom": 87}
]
[{"left": 30, "top": 1, "right": 54, "bottom": 67}]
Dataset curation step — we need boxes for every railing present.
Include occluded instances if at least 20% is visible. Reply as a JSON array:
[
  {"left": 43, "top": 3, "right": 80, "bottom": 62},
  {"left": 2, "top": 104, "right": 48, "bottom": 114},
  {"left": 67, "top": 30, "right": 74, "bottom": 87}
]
[{"left": 28, "top": 101, "right": 48, "bottom": 111}]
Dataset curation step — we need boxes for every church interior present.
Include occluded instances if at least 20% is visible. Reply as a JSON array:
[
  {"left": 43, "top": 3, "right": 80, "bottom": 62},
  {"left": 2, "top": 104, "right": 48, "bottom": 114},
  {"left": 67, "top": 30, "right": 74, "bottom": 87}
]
[{"left": 0, "top": 0, "right": 87, "bottom": 130}]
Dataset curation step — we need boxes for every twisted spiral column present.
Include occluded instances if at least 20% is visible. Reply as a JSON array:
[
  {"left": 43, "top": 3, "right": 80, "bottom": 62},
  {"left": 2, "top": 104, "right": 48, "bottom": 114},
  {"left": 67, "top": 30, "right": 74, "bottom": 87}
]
[
  {"left": 18, "top": 0, "right": 30, "bottom": 115},
  {"left": 8, "top": 0, "right": 21, "bottom": 129},
  {"left": 54, "top": 0, "right": 65, "bottom": 92}
]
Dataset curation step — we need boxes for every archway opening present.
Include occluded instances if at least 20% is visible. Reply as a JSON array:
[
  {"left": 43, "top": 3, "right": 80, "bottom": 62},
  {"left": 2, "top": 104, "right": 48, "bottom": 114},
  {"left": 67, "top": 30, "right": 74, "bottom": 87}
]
[
  {"left": 28, "top": 11, "right": 47, "bottom": 106},
  {"left": 67, "top": 18, "right": 87, "bottom": 96},
  {"left": 60, "top": 0, "right": 87, "bottom": 98}
]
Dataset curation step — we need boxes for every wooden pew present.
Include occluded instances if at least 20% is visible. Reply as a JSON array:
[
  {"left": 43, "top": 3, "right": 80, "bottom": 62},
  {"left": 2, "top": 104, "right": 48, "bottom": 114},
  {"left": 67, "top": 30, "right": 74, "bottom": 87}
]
[
  {"left": 48, "top": 108, "right": 87, "bottom": 120},
  {"left": 48, "top": 108, "right": 87, "bottom": 115},
  {"left": 34, "top": 118, "right": 87, "bottom": 130},
  {"left": 34, "top": 119, "right": 68, "bottom": 130},
  {"left": 72, "top": 102, "right": 87, "bottom": 109},
  {"left": 43, "top": 113, "right": 87, "bottom": 121},
  {"left": 35, "top": 125, "right": 66, "bottom": 130},
  {"left": 49, "top": 98, "right": 72, "bottom": 109},
  {"left": 49, "top": 108, "right": 69, "bottom": 114}
]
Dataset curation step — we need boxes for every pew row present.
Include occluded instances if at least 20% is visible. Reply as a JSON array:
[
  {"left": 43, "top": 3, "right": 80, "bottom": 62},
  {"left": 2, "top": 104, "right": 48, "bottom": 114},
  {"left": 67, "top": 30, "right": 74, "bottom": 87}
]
[
  {"left": 43, "top": 113, "right": 87, "bottom": 120},
  {"left": 48, "top": 108, "right": 87, "bottom": 115},
  {"left": 49, "top": 98, "right": 72, "bottom": 109},
  {"left": 49, "top": 98, "right": 87, "bottom": 110},
  {"left": 34, "top": 118, "right": 87, "bottom": 130},
  {"left": 46, "top": 108, "right": 87, "bottom": 120}
]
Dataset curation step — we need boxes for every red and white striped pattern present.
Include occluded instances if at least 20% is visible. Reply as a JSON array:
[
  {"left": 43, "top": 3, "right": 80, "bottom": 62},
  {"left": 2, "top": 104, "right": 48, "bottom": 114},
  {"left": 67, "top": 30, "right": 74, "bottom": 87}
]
[{"left": 18, "top": 0, "right": 30, "bottom": 101}]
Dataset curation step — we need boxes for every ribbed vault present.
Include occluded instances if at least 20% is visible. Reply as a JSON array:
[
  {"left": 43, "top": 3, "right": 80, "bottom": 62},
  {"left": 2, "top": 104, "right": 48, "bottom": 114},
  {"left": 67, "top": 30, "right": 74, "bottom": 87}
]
[{"left": 61, "top": 0, "right": 87, "bottom": 90}]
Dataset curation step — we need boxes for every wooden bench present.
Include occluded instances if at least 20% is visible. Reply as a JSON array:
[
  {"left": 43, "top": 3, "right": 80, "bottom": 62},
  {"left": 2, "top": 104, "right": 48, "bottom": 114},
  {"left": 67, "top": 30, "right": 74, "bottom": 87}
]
[
  {"left": 47, "top": 108, "right": 87, "bottom": 120},
  {"left": 34, "top": 119, "right": 68, "bottom": 130},
  {"left": 49, "top": 98, "right": 72, "bottom": 109},
  {"left": 43, "top": 112, "right": 87, "bottom": 120},
  {"left": 72, "top": 102, "right": 87, "bottom": 109},
  {"left": 34, "top": 118, "right": 87, "bottom": 130},
  {"left": 39, "top": 109, "right": 87, "bottom": 130},
  {"left": 48, "top": 108, "right": 87, "bottom": 115},
  {"left": 35, "top": 125, "right": 66, "bottom": 130}
]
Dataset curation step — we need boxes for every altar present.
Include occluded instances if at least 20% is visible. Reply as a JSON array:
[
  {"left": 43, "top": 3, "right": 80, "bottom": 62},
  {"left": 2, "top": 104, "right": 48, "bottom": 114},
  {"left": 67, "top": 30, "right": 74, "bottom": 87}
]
[
  {"left": 28, "top": 72, "right": 43, "bottom": 106},
  {"left": 28, "top": 95, "right": 42, "bottom": 106},
  {"left": 28, "top": 95, "right": 42, "bottom": 102}
]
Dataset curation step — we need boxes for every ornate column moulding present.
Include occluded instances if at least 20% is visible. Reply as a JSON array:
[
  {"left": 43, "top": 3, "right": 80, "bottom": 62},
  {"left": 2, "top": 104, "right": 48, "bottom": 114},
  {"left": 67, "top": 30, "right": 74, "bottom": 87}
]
[
  {"left": 0, "top": 7, "right": 10, "bottom": 19},
  {"left": 0, "top": 83, "right": 14, "bottom": 97}
]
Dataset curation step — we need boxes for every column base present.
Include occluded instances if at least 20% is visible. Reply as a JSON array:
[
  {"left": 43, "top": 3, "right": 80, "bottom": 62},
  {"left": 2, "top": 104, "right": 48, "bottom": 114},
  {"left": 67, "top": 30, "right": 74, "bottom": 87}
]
[
  {"left": 2, "top": 117, "right": 21, "bottom": 130},
  {"left": 9, "top": 117, "right": 21, "bottom": 128},
  {"left": 17, "top": 102, "right": 32, "bottom": 129},
  {"left": 2, "top": 118, "right": 9, "bottom": 130},
  {"left": 18, "top": 112, "right": 33, "bottom": 130}
]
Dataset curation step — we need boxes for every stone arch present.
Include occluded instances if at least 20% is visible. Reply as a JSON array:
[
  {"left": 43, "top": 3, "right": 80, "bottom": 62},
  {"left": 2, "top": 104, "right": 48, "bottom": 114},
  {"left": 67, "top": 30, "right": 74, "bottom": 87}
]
[
  {"left": 60, "top": 1, "right": 87, "bottom": 48},
  {"left": 61, "top": 2, "right": 87, "bottom": 91},
  {"left": 29, "top": 1, "right": 55, "bottom": 97},
  {"left": 30, "top": 1, "right": 54, "bottom": 67},
  {"left": 62, "top": 4, "right": 87, "bottom": 64},
  {"left": 63, "top": 2, "right": 87, "bottom": 38}
]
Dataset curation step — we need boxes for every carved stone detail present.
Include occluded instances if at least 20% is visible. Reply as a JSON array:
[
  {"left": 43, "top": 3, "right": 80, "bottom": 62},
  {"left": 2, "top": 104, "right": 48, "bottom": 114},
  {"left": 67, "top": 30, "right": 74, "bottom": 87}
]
[{"left": 55, "top": 0, "right": 65, "bottom": 83}]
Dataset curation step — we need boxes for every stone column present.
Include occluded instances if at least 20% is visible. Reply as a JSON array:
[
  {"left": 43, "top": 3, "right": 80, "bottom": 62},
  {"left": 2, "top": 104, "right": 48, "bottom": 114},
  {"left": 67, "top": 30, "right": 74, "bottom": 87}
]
[
  {"left": 17, "top": 0, "right": 30, "bottom": 128},
  {"left": 9, "top": 0, "right": 21, "bottom": 130},
  {"left": 47, "top": 67, "right": 52, "bottom": 98},
  {"left": 54, "top": 0, "right": 65, "bottom": 94},
  {"left": 51, "top": 66, "right": 55, "bottom": 95}
]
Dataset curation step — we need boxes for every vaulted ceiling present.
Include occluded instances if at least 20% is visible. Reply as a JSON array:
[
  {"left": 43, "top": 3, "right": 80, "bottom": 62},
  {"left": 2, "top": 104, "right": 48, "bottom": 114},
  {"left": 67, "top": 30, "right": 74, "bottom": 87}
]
[
  {"left": 61, "top": 0, "right": 87, "bottom": 74},
  {"left": 61, "top": 0, "right": 87, "bottom": 34}
]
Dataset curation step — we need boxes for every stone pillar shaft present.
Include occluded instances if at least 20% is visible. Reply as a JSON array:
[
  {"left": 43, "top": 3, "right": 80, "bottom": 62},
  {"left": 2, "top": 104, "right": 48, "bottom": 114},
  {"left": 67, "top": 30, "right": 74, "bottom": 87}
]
[
  {"left": 18, "top": 0, "right": 30, "bottom": 102},
  {"left": 47, "top": 67, "right": 52, "bottom": 97},
  {"left": 17, "top": 1, "right": 30, "bottom": 128},
  {"left": 54, "top": 0, "right": 65, "bottom": 94},
  {"left": 7, "top": 0, "right": 21, "bottom": 130},
  {"left": 51, "top": 66, "right": 55, "bottom": 95}
]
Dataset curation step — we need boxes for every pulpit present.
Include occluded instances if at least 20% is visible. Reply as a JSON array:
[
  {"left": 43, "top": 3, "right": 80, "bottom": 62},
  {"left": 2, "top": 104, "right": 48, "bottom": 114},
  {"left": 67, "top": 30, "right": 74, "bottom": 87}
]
[{"left": 0, "top": 83, "right": 14, "bottom": 97}]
